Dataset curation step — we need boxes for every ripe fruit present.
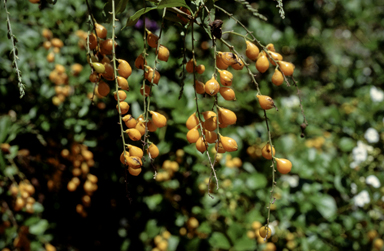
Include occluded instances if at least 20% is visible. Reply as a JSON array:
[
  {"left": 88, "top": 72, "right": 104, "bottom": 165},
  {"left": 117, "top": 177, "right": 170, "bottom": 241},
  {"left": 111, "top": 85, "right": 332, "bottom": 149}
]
[
  {"left": 256, "top": 52, "right": 270, "bottom": 73},
  {"left": 117, "top": 76, "right": 129, "bottom": 90},
  {"left": 256, "top": 95, "right": 275, "bottom": 110},
  {"left": 123, "top": 115, "right": 137, "bottom": 128},
  {"left": 204, "top": 130, "right": 217, "bottom": 143},
  {"left": 246, "top": 41, "right": 260, "bottom": 61},
  {"left": 196, "top": 65, "right": 205, "bottom": 74},
  {"left": 92, "top": 62, "right": 105, "bottom": 74},
  {"left": 148, "top": 143, "right": 159, "bottom": 158},
  {"left": 218, "top": 107, "right": 237, "bottom": 125},
  {"left": 186, "top": 113, "right": 199, "bottom": 130},
  {"left": 231, "top": 60, "right": 244, "bottom": 70},
  {"left": 116, "top": 101, "right": 130, "bottom": 114},
  {"left": 266, "top": 43, "right": 275, "bottom": 52},
  {"left": 187, "top": 127, "right": 200, "bottom": 143},
  {"left": 157, "top": 45, "right": 170, "bottom": 62},
  {"left": 195, "top": 80, "right": 205, "bottom": 94},
  {"left": 100, "top": 39, "right": 117, "bottom": 53},
  {"left": 47, "top": 52, "right": 55, "bottom": 62},
  {"left": 147, "top": 120, "right": 158, "bottom": 132},
  {"left": 187, "top": 217, "right": 199, "bottom": 228},
  {"left": 196, "top": 137, "right": 208, "bottom": 153},
  {"left": 374, "top": 238, "right": 384, "bottom": 250},
  {"left": 117, "top": 59, "right": 132, "bottom": 78},
  {"left": 202, "top": 111, "right": 216, "bottom": 120},
  {"left": 114, "top": 90, "right": 127, "bottom": 101},
  {"left": 42, "top": 28, "right": 53, "bottom": 39},
  {"left": 220, "top": 136, "right": 238, "bottom": 152},
  {"left": 97, "top": 81, "right": 110, "bottom": 97},
  {"left": 102, "top": 63, "right": 115, "bottom": 80},
  {"left": 205, "top": 77, "right": 220, "bottom": 96},
  {"left": 88, "top": 33, "right": 98, "bottom": 50},
  {"left": 204, "top": 116, "right": 217, "bottom": 131},
  {"left": 218, "top": 52, "right": 238, "bottom": 66},
  {"left": 129, "top": 167, "right": 142, "bottom": 176},
  {"left": 126, "top": 129, "right": 142, "bottom": 141},
  {"left": 43, "top": 41, "right": 51, "bottom": 50},
  {"left": 135, "top": 121, "right": 146, "bottom": 136},
  {"left": 140, "top": 85, "right": 151, "bottom": 97},
  {"left": 95, "top": 23, "right": 107, "bottom": 39},
  {"left": 259, "top": 226, "right": 272, "bottom": 239},
  {"left": 127, "top": 144, "right": 144, "bottom": 158},
  {"left": 219, "top": 87, "right": 236, "bottom": 101},
  {"left": 216, "top": 54, "right": 228, "bottom": 70},
  {"left": 215, "top": 141, "right": 226, "bottom": 153},
  {"left": 135, "top": 54, "right": 147, "bottom": 69},
  {"left": 218, "top": 70, "right": 233, "bottom": 86},
  {"left": 147, "top": 31, "right": 159, "bottom": 48},
  {"left": 271, "top": 69, "right": 284, "bottom": 86},
  {"left": 186, "top": 59, "right": 195, "bottom": 73},
  {"left": 51, "top": 38, "right": 64, "bottom": 48},
  {"left": 275, "top": 158, "right": 292, "bottom": 174},
  {"left": 267, "top": 51, "right": 283, "bottom": 66},
  {"left": 127, "top": 156, "right": 143, "bottom": 169},
  {"left": 278, "top": 61, "right": 295, "bottom": 76},
  {"left": 262, "top": 144, "right": 275, "bottom": 159},
  {"left": 144, "top": 66, "right": 160, "bottom": 84},
  {"left": 150, "top": 111, "right": 167, "bottom": 128}
]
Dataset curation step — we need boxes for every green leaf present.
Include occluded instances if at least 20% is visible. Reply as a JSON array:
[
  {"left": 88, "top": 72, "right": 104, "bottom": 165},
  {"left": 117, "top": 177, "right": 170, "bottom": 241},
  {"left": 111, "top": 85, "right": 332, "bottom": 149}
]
[
  {"left": 144, "top": 194, "right": 163, "bottom": 210},
  {"left": 311, "top": 194, "right": 337, "bottom": 220},
  {"left": 0, "top": 116, "right": 11, "bottom": 143},
  {"left": 209, "top": 232, "right": 231, "bottom": 249},
  {"left": 339, "top": 137, "right": 355, "bottom": 152},
  {"left": 227, "top": 222, "right": 243, "bottom": 243},
  {"left": 124, "top": 0, "right": 190, "bottom": 28},
  {"left": 233, "top": 236, "right": 257, "bottom": 251},
  {"left": 29, "top": 219, "right": 49, "bottom": 235},
  {"left": 245, "top": 173, "right": 267, "bottom": 190}
]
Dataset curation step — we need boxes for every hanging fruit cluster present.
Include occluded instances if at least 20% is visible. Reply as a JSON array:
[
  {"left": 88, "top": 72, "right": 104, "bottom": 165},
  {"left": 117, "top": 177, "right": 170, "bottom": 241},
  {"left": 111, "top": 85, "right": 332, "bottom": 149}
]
[{"left": 9, "top": 180, "right": 36, "bottom": 213}]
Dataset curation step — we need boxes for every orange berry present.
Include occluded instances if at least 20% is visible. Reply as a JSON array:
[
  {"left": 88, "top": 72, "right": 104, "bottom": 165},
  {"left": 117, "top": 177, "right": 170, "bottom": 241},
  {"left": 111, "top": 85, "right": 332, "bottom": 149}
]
[
  {"left": 147, "top": 120, "right": 158, "bottom": 132},
  {"left": 100, "top": 55, "right": 110, "bottom": 64},
  {"left": 116, "top": 101, "right": 130, "bottom": 114},
  {"left": 42, "top": 28, "right": 52, "bottom": 39},
  {"left": 196, "top": 64, "right": 205, "bottom": 74},
  {"left": 95, "top": 23, "right": 107, "bottom": 39},
  {"left": 196, "top": 137, "right": 208, "bottom": 153},
  {"left": 219, "top": 87, "right": 236, "bottom": 101},
  {"left": 204, "top": 130, "right": 217, "bottom": 144},
  {"left": 267, "top": 51, "right": 283, "bottom": 66},
  {"left": 102, "top": 63, "right": 115, "bottom": 81},
  {"left": 123, "top": 115, "right": 137, "bottom": 128},
  {"left": 128, "top": 166, "right": 141, "bottom": 176},
  {"left": 246, "top": 41, "right": 260, "bottom": 61},
  {"left": 117, "top": 76, "right": 129, "bottom": 90},
  {"left": 202, "top": 111, "right": 216, "bottom": 120},
  {"left": 259, "top": 226, "right": 272, "bottom": 238},
  {"left": 100, "top": 39, "right": 117, "bottom": 52},
  {"left": 137, "top": 114, "right": 145, "bottom": 123},
  {"left": 187, "top": 127, "right": 200, "bottom": 143},
  {"left": 135, "top": 121, "right": 146, "bottom": 136},
  {"left": 88, "top": 33, "right": 98, "bottom": 50},
  {"left": 266, "top": 43, "right": 275, "bottom": 52},
  {"left": 204, "top": 116, "right": 217, "bottom": 131},
  {"left": 117, "top": 59, "right": 132, "bottom": 78},
  {"left": 215, "top": 141, "right": 226, "bottom": 153},
  {"left": 256, "top": 52, "right": 270, "bottom": 73},
  {"left": 127, "top": 156, "right": 143, "bottom": 169},
  {"left": 262, "top": 144, "right": 275, "bottom": 159},
  {"left": 114, "top": 90, "right": 126, "bottom": 101},
  {"left": 43, "top": 41, "right": 51, "bottom": 50},
  {"left": 231, "top": 59, "right": 244, "bottom": 70},
  {"left": 218, "top": 107, "right": 237, "bottom": 125},
  {"left": 186, "top": 113, "right": 199, "bottom": 130},
  {"left": 218, "top": 52, "right": 238, "bottom": 66},
  {"left": 127, "top": 145, "right": 144, "bottom": 158},
  {"left": 218, "top": 70, "right": 233, "bottom": 86},
  {"left": 150, "top": 111, "right": 167, "bottom": 128},
  {"left": 271, "top": 69, "right": 284, "bottom": 86},
  {"left": 126, "top": 129, "right": 142, "bottom": 141},
  {"left": 140, "top": 85, "right": 151, "bottom": 97},
  {"left": 186, "top": 59, "right": 195, "bottom": 73},
  {"left": 147, "top": 31, "right": 159, "bottom": 48},
  {"left": 220, "top": 136, "right": 238, "bottom": 152},
  {"left": 216, "top": 54, "right": 229, "bottom": 70},
  {"left": 51, "top": 38, "right": 64, "bottom": 48},
  {"left": 97, "top": 81, "right": 110, "bottom": 97},
  {"left": 47, "top": 52, "right": 55, "bottom": 62},
  {"left": 278, "top": 61, "right": 295, "bottom": 76},
  {"left": 275, "top": 158, "right": 292, "bottom": 174},
  {"left": 144, "top": 66, "right": 160, "bottom": 84},
  {"left": 256, "top": 95, "right": 275, "bottom": 110},
  {"left": 205, "top": 77, "right": 220, "bottom": 96},
  {"left": 148, "top": 143, "right": 159, "bottom": 158},
  {"left": 135, "top": 54, "right": 147, "bottom": 69},
  {"left": 156, "top": 45, "right": 170, "bottom": 62},
  {"left": 195, "top": 80, "right": 205, "bottom": 94}
]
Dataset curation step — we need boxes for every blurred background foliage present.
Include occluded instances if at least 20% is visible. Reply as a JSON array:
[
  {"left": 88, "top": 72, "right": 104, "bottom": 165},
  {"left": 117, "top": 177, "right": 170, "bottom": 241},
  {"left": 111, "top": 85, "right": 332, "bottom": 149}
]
[{"left": 0, "top": 0, "right": 384, "bottom": 250}]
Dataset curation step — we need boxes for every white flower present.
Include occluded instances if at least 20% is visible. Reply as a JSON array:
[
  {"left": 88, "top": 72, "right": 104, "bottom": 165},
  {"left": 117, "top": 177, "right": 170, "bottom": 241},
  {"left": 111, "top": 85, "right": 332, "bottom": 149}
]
[
  {"left": 364, "top": 128, "right": 379, "bottom": 143},
  {"left": 366, "top": 175, "right": 381, "bottom": 188},
  {"left": 352, "top": 141, "right": 368, "bottom": 164},
  {"left": 351, "top": 183, "right": 357, "bottom": 194},
  {"left": 370, "top": 86, "right": 384, "bottom": 102},
  {"left": 353, "top": 190, "right": 370, "bottom": 207},
  {"left": 280, "top": 175, "right": 299, "bottom": 188}
]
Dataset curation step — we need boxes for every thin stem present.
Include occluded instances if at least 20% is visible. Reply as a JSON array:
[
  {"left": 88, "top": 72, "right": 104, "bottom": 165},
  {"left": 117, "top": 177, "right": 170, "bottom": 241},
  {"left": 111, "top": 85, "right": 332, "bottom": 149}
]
[
  {"left": 4, "top": 0, "right": 25, "bottom": 98},
  {"left": 291, "top": 76, "right": 308, "bottom": 125}
]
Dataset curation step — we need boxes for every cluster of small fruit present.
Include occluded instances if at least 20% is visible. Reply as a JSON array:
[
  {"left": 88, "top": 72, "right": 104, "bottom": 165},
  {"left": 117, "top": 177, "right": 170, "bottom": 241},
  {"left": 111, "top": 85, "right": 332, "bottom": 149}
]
[
  {"left": 59, "top": 143, "right": 97, "bottom": 217},
  {"left": 42, "top": 28, "right": 63, "bottom": 63},
  {"left": 246, "top": 222, "right": 276, "bottom": 251},
  {"left": 9, "top": 180, "right": 36, "bottom": 214},
  {"left": 261, "top": 144, "right": 292, "bottom": 174},
  {"left": 185, "top": 109, "right": 238, "bottom": 154},
  {"left": 179, "top": 217, "right": 208, "bottom": 239},
  {"left": 221, "top": 153, "right": 243, "bottom": 168},
  {"left": 152, "top": 230, "right": 171, "bottom": 251},
  {"left": 155, "top": 160, "right": 180, "bottom": 182}
]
